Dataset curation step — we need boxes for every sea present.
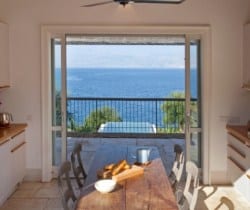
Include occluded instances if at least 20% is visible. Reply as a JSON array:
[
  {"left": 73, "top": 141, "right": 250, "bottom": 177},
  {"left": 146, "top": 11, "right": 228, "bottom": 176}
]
[
  {"left": 56, "top": 68, "right": 198, "bottom": 127},
  {"left": 62, "top": 68, "right": 197, "bottom": 98}
]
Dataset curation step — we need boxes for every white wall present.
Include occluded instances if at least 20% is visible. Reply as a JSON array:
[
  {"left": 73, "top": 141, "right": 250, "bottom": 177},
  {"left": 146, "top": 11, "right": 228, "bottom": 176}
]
[{"left": 0, "top": 0, "right": 249, "bottom": 183}]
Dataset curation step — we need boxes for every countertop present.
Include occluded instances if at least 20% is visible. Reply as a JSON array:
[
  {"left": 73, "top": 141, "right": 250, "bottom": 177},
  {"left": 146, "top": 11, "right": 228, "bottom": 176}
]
[
  {"left": 0, "top": 123, "right": 27, "bottom": 146},
  {"left": 226, "top": 124, "right": 250, "bottom": 146}
]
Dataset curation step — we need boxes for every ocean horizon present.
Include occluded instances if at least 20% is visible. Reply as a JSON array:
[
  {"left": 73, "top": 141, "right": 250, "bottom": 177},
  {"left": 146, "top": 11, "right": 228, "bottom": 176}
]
[{"left": 57, "top": 67, "right": 197, "bottom": 98}]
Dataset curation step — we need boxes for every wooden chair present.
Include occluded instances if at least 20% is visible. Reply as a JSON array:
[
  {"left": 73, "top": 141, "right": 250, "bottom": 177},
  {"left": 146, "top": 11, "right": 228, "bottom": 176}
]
[
  {"left": 168, "top": 144, "right": 185, "bottom": 191},
  {"left": 58, "top": 161, "right": 77, "bottom": 210},
  {"left": 71, "top": 143, "right": 87, "bottom": 188},
  {"left": 176, "top": 161, "right": 199, "bottom": 210}
]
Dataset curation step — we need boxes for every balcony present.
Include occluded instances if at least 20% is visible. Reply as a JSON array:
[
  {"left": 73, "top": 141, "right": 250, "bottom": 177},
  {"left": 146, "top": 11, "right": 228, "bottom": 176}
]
[
  {"left": 64, "top": 97, "right": 197, "bottom": 138},
  {"left": 53, "top": 97, "right": 199, "bottom": 166}
]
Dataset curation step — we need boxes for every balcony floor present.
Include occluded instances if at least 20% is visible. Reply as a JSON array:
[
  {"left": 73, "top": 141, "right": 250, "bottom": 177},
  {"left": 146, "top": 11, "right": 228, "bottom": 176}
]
[{"left": 55, "top": 137, "right": 187, "bottom": 174}]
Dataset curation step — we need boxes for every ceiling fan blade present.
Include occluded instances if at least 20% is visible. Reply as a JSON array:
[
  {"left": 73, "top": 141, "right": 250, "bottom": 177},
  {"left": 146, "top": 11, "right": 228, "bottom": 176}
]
[
  {"left": 132, "top": 0, "right": 185, "bottom": 4},
  {"left": 81, "top": 0, "right": 113, "bottom": 7}
]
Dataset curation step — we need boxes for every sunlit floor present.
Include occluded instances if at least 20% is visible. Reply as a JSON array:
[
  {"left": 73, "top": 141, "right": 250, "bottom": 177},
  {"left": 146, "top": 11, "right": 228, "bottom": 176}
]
[
  {"left": 196, "top": 186, "right": 250, "bottom": 210},
  {"left": 1, "top": 180, "right": 250, "bottom": 210}
]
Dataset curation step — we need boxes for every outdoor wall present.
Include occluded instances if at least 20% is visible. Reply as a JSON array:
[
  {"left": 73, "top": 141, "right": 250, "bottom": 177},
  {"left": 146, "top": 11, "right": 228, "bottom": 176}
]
[{"left": 0, "top": 0, "right": 249, "bottom": 183}]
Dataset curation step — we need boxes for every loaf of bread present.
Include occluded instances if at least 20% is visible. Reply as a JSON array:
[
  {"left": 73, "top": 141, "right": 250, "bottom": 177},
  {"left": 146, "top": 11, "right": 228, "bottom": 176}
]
[
  {"left": 97, "top": 160, "right": 131, "bottom": 178},
  {"left": 124, "top": 163, "right": 131, "bottom": 170},
  {"left": 104, "top": 163, "right": 115, "bottom": 170},
  {"left": 97, "top": 169, "right": 112, "bottom": 179},
  {"left": 111, "top": 160, "right": 128, "bottom": 175}
]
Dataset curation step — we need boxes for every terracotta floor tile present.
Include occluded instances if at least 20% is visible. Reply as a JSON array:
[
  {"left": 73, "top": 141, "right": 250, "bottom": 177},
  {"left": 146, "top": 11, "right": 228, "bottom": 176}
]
[
  {"left": 11, "top": 188, "right": 39, "bottom": 198},
  {"left": 44, "top": 198, "right": 63, "bottom": 209},
  {"left": 0, "top": 198, "right": 48, "bottom": 210},
  {"left": 34, "top": 188, "right": 60, "bottom": 198},
  {"left": 18, "top": 182, "right": 43, "bottom": 190}
]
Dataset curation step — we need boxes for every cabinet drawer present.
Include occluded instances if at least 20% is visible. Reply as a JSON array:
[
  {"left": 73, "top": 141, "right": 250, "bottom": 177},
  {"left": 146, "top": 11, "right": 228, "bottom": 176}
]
[
  {"left": 228, "top": 134, "right": 246, "bottom": 155},
  {"left": 0, "top": 140, "right": 11, "bottom": 205},
  {"left": 11, "top": 142, "right": 25, "bottom": 185},
  {"left": 227, "top": 157, "right": 245, "bottom": 183},
  {"left": 227, "top": 144, "right": 247, "bottom": 168},
  {"left": 10, "top": 131, "right": 25, "bottom": 150}
]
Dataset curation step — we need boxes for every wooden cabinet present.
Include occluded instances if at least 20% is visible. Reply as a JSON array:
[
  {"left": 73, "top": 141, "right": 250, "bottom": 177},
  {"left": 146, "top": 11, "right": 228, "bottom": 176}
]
[
  {"left": 0, "top": 129, "right": 26, "bottom": 206},
  {"left": 0, "top": 22, "right": 10, "bottom": 88},
  {"left": 0, "top": 140, "right": 11, "bottom": 206},
  {"left": 227, "top": 133, "right": 250, "bottom": 201},
  {"left": 10, "top": 131, "right": 26, "bottom": 190},
  {"left": 243, "top": 24, "right": 250, "bottom": 90}
]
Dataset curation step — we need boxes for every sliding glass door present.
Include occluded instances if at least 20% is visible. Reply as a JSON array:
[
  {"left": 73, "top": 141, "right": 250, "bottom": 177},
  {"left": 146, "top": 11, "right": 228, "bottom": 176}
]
[
  {"left": 51, "top": 36, "right": 67, "bottom": 166},
  {"left": 185, "top": 36, "right": 202, "bottom": 167},
  {"left": 51, "top": 34, "right": 203, "bottom": 171}
]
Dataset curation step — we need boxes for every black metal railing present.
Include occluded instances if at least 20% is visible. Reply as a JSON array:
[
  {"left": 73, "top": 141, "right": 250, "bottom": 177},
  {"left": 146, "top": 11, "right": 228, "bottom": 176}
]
[{"left": 66, "top": 97, "right": 197, "bottom": 138}]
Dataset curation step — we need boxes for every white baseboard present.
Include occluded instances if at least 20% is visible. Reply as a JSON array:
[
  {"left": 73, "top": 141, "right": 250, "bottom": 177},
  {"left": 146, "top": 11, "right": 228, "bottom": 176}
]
[
  {"left": 24, "top": 169, "right": 42, "bottom": 181},
  {"left": 210, "top": 171, "right": 231, "bottom": 185}
]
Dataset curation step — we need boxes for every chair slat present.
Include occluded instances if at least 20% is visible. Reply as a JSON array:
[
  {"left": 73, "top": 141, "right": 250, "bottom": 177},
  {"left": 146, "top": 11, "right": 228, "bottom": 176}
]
[
  {"left": 58, "top": 161, "right": 77, "bottom": 210},
  {"left": 71, "top": 143, "right": 87, "bottom": 188}
]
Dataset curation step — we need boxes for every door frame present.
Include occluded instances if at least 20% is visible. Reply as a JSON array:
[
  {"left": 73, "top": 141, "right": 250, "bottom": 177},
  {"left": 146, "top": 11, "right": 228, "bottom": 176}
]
[
  {"left": 41, "top": 25, "right": 211, "bottom": 184},
  {"left": 185, "top": 35, "right": 191, "bottom": 162}
]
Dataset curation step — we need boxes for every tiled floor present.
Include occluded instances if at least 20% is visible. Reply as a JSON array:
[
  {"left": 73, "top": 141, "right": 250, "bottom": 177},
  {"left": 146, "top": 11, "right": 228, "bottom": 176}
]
[
  {"left": 1, "top": 180, "right": 250, "bottom": 210},
  {"left": 0, "top": 181, "right": 62, "bottom": 210}
]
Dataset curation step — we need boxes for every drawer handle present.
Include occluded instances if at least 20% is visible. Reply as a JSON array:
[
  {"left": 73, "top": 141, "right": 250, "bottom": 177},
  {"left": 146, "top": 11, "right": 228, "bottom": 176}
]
[
  {"left": 11, "top": 141, "right": 26, "bottom": 153},
  {"left": 228, "top": 132, "right": 245, "bottom": 145},
  {"left": 12, "top": 130, "right": 25, "bottom": 139}
]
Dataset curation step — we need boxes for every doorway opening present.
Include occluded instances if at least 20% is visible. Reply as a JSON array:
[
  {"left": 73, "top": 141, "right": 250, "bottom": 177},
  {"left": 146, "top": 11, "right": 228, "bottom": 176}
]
[{"left": 50, "top": 34, "right": 202, "bottom": 171}]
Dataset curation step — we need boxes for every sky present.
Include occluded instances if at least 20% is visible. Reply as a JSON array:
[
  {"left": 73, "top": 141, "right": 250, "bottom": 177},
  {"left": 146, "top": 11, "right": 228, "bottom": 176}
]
[{"left": 55, "top": 44, "right": 197, "bottom": 69}]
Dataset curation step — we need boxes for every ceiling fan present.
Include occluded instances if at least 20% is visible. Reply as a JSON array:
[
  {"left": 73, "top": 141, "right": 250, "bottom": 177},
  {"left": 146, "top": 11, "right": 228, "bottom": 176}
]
[{"left": 81, "top": 0, "right": 185, "bottom": 7}]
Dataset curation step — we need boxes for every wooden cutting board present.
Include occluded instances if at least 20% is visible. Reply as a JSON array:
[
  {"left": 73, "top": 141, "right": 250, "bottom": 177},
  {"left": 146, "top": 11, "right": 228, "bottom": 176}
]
[{"left": 112, "top": 165, "right": 144, "bottom": 182}]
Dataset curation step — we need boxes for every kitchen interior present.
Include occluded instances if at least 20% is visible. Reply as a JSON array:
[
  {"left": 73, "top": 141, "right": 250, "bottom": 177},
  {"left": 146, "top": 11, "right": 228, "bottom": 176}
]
[{"left": 0, "top": 0, "right": 250, "bottom": 209}]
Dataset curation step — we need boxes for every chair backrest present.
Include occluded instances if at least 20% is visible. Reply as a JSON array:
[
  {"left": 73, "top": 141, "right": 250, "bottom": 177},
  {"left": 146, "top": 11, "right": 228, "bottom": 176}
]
[
  {"left": 71, "top": 143, "right": 87, "bottom": 188},
  {"left": 172, "top": 144, "right": 185, "bottom": 182},
  {"left": 58, "top": 161, "right": 77, "bottom": 210},
  {"left": 169, "top": 144, "right": 185, "bottom": 191},
  {"left": 183, "top": 161, "right": 199, "bottom": 210}
]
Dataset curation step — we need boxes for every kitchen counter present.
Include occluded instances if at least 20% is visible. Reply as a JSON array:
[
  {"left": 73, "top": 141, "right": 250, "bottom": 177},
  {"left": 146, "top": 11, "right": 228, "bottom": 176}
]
[
  {"left": 226, "top": 124, "right": 250, "bottom": 146},
  {"left": 0, "top": 124, "right": 27, "bottom": 145}
]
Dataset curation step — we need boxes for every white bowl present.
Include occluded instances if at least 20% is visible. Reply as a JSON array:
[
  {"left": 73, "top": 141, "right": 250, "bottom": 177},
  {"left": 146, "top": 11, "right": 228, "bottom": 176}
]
[{"left": 94, "top": 179, "right": 116, "bottom": 193}]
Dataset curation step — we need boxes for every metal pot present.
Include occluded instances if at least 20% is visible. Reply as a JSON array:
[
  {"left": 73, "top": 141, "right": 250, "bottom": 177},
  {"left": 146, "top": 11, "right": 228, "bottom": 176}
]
[{"left": 0, "top": 112, "right": 13, "bottom": 127}]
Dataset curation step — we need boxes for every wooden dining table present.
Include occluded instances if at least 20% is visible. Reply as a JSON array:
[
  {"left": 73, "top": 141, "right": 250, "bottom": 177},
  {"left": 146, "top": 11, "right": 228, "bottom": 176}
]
[{"left": 76, "top": 143, "right": 178, "bottom": 210}]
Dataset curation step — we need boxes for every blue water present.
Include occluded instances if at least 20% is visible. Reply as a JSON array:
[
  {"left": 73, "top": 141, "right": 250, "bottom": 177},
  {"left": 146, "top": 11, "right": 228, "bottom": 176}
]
[
  {"left": 56, "top": 68, "right": 198, "bottom": 128},
  {"left": 61, "top": 68, "right": 197, "bottom": 98}
]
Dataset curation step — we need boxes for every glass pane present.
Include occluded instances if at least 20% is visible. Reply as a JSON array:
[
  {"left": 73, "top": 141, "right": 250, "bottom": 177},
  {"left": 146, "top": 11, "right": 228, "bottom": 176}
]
[
  {"left": 65, "top": 35, "right": 186, "bottom": 136},
  {"left": 190, "top": 40, "right": 201, "bottom": 128},
  {"left": 52, "top": 131, "right": 62, "bottom": 166},
  {"left": 51, "top": 38, "right": 62, "bottom": 166},
  {"left": 189, "top": 38, "right": 202, "bottom": 168},
  {"left": 51, "top": 38, "right": 62, "bottom": 126},
  {"left": 190, "top": 132, "right": 201, "bottom": 167}
]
